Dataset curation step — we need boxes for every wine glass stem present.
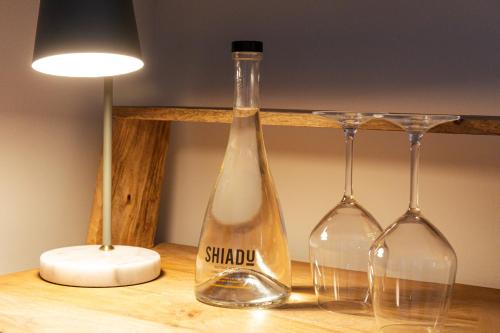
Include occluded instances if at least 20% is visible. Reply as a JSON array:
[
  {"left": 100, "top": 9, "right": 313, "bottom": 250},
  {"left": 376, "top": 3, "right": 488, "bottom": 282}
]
[
  {"left": 343, "top": 127, "right": 356, "bottom": 199},
  {"left": 409, "top": 132, "right": 423, "bottom": 211}
]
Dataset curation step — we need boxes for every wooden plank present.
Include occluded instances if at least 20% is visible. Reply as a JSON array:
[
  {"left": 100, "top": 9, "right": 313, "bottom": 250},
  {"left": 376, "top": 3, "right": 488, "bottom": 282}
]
[
  {"left": 0, "top": 243, "right": 497, "bottom": 333},
  {"left": 113, "top": 106, "right": 500, "bottom": 136},
  {"left": 86, "top": 118, "right": 170, "bottom": 248}
]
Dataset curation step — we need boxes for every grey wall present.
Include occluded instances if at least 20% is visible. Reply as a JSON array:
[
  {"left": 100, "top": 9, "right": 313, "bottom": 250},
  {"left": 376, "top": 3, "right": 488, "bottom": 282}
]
[
  {"left": 1, "top": 1, "right": 498, "bottom": 288},
  {"left": 150, "top": 1, "right": 500, "bottom": 288},
  {"left": 0, "top": 0, "right": 98, "bottom": 274},
  {"left": 150, "top": 0, "right": 499, "bottom": 114},
  {"left": 0, "top": 0, "right": 157, "bottom": 274}
]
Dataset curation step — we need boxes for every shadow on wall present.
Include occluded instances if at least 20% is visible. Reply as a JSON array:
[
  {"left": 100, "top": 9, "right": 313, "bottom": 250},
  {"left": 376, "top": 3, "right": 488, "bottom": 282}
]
[
  {"left": 149, "top": 0, "right": 500, "bottom": 288},
  {"left": 158, "top": 120, "right": 498, "bottom": 171},
  {"left": 152, "top": 0, "right": 500, "bottom": 115},
  {"left": 156, "top": 120, "right": 498, "bottom": 234}
]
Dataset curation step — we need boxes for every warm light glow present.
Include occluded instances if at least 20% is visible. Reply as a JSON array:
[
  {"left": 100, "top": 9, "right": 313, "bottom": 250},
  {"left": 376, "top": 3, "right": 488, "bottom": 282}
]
[
  {"left": 250, "top": 309, "right": 267, "bottom": 321},
  {"left": 32, "top": 53, "right": 144, "bottom": 77},
  {"left": 289, "top": 292, "right": 305, "bottom": 302}
]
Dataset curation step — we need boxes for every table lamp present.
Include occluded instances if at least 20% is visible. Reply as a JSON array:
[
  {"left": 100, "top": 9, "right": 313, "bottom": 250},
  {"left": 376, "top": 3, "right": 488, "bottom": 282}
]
[{"left": 32, "top": 0, "right": 161, "bottom": 287}]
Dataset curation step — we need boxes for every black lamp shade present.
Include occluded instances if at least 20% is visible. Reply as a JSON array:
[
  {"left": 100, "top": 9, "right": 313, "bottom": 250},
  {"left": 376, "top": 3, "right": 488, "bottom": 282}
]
[{"left": 32, "top": 0, "right": 143, "bottom": 77}]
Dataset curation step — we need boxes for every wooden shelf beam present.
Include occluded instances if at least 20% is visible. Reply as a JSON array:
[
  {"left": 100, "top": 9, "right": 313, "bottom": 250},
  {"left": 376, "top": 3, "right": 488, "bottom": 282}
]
[{"left": 114, "top": 106, "right": 500, "bottom": 136}]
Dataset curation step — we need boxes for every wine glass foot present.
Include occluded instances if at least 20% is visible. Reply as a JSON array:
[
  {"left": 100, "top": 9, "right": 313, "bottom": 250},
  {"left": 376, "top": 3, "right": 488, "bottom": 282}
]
[
  {"left": 380, "top": 113, "right": 460, "bottom": 133},
  {"left": 313, "top": 111, "right": 380, "bottom": 128}
]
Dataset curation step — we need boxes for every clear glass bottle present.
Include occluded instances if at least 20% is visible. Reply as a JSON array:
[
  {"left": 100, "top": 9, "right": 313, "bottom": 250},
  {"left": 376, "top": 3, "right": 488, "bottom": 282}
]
[{"left": 195, "top": 41, "right": 291, "bottom": 308}]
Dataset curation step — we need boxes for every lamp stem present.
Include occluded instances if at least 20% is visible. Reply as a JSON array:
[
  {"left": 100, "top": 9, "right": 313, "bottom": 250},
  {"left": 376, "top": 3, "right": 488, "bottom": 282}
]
[{"left": 101, "top": 77, "right": 114, "bottom": 251}]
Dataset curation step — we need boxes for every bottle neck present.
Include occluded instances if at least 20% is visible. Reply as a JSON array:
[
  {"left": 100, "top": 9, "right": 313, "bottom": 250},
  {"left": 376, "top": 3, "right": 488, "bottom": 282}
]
[{"left": 233, "top": 52, "right": 262, "bottom": 111}]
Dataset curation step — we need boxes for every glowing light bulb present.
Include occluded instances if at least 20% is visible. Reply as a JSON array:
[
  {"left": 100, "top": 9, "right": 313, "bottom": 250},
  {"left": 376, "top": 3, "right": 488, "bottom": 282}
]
[{"left": 32, "top": 53, "right": 144, "bottom": 77}]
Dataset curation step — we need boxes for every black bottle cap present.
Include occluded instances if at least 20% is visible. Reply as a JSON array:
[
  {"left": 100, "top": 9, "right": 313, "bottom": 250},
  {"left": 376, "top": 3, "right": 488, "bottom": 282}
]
[{"left": 231, "top": 41, "right": 263, "bottom": 53}]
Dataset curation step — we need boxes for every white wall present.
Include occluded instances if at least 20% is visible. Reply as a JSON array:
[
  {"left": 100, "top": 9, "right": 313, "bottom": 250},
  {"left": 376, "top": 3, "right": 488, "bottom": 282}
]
[
  {"left": 0, "top": 0, "right": 157, "bottom": 274},
  {"left": 0, "top": 0, "right": 97, "bottom": 274},
  {"left": 151, "top": 1, "right": 500, "bottom": 288},
  {"left": 1, "top": 1, "right": 498, "bottom": 289}
]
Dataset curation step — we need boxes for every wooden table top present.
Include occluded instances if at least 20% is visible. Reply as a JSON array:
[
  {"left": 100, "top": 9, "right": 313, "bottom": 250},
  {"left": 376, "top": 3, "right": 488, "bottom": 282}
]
[{"left": 0, "top": 243, "right": 498, "bottom": 332}]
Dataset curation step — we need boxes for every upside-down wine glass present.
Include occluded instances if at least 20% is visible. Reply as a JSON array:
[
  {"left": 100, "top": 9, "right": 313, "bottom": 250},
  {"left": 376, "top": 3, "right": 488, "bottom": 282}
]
[
  {"left": 369, "top": 114, "right": 460, "bottom": 333},
  {"left": 309, "top": 112, "right": 383, "bottom": 315}
]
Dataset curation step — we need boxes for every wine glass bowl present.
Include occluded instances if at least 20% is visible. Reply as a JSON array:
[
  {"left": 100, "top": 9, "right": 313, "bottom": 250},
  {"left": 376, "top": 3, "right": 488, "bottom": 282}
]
[
  {"left": 310, "top": 197, "right": 382, "bottom": 314},
  {"left": 309, "top": 111, "right": 383, "bottom": 315},
  {"left": 370, "top": 211, "right": 457, "bottom": 332}
]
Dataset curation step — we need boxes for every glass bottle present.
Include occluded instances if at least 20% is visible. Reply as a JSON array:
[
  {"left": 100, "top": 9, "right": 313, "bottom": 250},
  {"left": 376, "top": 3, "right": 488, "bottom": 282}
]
[{"left": 195, "top": 41, "right": 292, "bottom": 308}]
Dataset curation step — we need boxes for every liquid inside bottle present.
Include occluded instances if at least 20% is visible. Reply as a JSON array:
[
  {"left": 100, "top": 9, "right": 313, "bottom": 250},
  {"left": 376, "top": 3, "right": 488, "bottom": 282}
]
[{"left": 195, "top": 41, "right": 291, "bottom": 308}]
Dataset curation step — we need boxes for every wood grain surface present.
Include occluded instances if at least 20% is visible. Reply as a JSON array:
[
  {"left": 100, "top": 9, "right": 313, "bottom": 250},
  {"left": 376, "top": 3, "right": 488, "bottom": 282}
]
[
  {"left": 0, "top": 243, "right": 498, "bottom": 333},
  {"left": 86, "top": 118, "right": 171, "bottom": 248},
  {"left": 113, "top": 106, "right": 500, "bottom": 136}
]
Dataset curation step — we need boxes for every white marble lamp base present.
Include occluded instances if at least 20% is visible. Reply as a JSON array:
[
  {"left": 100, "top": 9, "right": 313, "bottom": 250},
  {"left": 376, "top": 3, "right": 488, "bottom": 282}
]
[{"left": 40, "top": 245, "right": 161, "bottom": 287}]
